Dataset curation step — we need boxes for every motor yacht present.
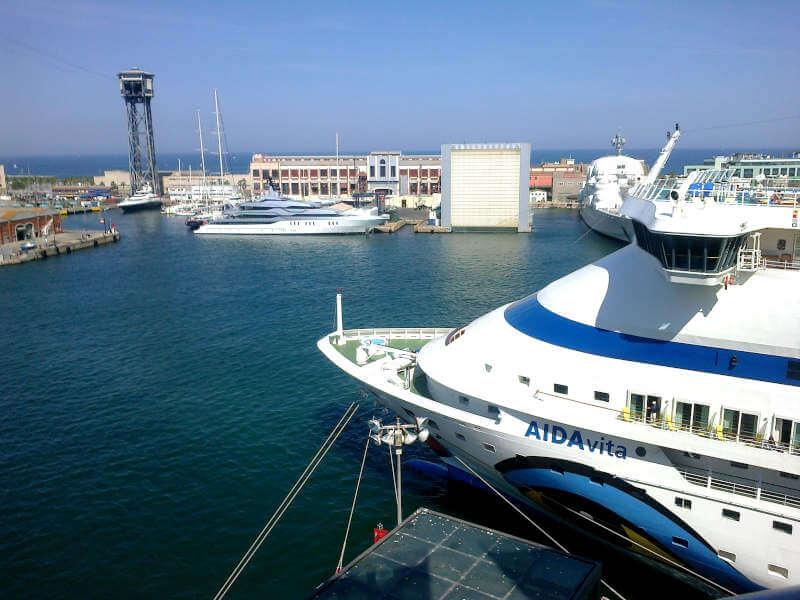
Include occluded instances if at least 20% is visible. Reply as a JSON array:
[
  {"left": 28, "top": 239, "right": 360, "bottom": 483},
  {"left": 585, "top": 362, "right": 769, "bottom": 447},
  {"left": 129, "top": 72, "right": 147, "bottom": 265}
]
[
  {"left": 194, "top": 187, "right": 388, "bottom": 235},
  {"left": 118, "top": 184, "right": 162, "bottom": 213}
]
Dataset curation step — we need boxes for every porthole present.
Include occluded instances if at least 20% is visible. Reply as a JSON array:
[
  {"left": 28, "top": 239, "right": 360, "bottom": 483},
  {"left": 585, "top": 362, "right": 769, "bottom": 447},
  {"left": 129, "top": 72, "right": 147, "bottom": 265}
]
[
  {"left": 554, "top": 383, "right": 568, "bottom": 395},
  {"left": 635, "top": 446, "right": 646, "bottom": 457},
  {"left": 722, "top": 509, "right": 740, "bottom": 521},
  {"left": 768, "top": 564, "right": 789, "bottom": 579},
  {"left": 518, "top": 376, "right": 530, "bottom": 386},
  {"left": 773, "top": 521, "right": 793, "bottom": 535},
  {"left": 718, "top": 550, "right": 736, "bottom": 563}
]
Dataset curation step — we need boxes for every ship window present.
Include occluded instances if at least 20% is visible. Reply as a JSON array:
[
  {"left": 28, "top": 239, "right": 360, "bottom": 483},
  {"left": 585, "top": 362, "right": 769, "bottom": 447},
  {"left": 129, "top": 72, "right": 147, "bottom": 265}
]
[
  {"left": 773, "top": 521, "right": 793, "bottom": 534},
  {"left": 594, "top": 391, "right": 610, "bottom": 402},
  {"left": 671, "top": 537, "right": 688, "bottom": 548},
  {"left": 483, "top": 443, "right": 496, "bottom": 452},
  {"left": 554, "top": 383, "right": 568, "bottom": 395},
  {"left": 722, "top": 409, "right": 759, "bottom": 441},
  {"left": 674, "top": 401, "right": 710, "bottom": 432},
  {"left": 674, "top": 497, "right": 692, "bottom": 509},
  {"left": 718, "top": 550, "right": 736, "bottom": 562},
  {"left": 518, "top": 375, "right": 530, "bottom": 386},
  {"left": 787, "top": 360, "right": 800, "bottom": 381},
  {"left": 781, "top": 168, "right": 787, "bottom": 175},
  {"left": 790, "top": 168, "right": 796, "bottom": 177},
  {"left": 768, "top": 564, "right": 789, "bottom": 579},
  {"left": 730, "top": 461, "right": 749, "bottom": 469},
  {"left": 428, "top": 419, "right": 439, "bottom": 430},
  {"left": 455, "top": 432, "right": 466, "bottom": 441},
  {"left": 743, "top": 169, "right": 753, "bottom": 178},
  {"left": 722, "top": 509, "right": 740, "bottom": 521},
  {"left": 779, "top": 471, "right": 799, "bottom": 480},
  {"left": 459, "top": 395, "right": 469, "bottom": 405},
  {"left": 629, "top": 393, "right": 645, "bottom": 421},
  {"left": 488, "top": 405, "right": 500, "bottom": 416},
  {"left": 632, "top": 221, "right": 747, "bottom": 274}
]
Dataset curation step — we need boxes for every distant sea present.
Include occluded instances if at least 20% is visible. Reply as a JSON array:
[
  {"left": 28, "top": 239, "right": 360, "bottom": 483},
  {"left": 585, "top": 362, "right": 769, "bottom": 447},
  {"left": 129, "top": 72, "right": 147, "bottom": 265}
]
[{"left": 1, "top": 148, "right": 798, "bottom": 179}]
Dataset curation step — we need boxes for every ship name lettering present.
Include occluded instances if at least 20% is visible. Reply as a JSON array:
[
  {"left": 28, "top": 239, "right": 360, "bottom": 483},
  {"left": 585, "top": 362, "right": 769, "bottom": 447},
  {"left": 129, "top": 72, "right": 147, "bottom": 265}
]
[{"left": 525, "top": 420, "right": 627, "bottom": 459}]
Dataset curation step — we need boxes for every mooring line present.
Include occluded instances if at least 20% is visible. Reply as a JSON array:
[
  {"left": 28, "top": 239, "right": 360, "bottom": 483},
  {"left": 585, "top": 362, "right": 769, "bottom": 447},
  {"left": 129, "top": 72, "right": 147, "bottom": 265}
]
[{"left": 213, "top": 401, "right": 359, "bottom": 600}]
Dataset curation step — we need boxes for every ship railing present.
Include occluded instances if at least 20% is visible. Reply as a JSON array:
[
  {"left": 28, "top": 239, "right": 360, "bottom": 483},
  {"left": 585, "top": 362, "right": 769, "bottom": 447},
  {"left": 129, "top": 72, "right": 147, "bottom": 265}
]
[
  {"left": 763, "top": 258, "right": 800, "bottom": 271},
  {"left": 339, "top": 327, "right": 451, "bottom": 342},
  {"left": 616, "top": 411, "right": 800, "bottom": 456},
  {"left": 677, "top": 468, "right": 800, "bottom": 509}
]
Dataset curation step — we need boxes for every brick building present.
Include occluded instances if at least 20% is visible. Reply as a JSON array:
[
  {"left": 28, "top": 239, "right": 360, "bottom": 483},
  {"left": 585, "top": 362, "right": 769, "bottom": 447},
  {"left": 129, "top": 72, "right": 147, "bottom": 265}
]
[{"left": 0, "top": 208, "right": 63, "bottom": 244}]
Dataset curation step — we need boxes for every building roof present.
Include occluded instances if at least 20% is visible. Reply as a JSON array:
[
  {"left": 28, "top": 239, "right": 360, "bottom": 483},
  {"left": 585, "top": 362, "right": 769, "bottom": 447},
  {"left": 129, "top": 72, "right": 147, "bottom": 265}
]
[{"left": 0, "top": 207, "right": 59, "bottom": 224}]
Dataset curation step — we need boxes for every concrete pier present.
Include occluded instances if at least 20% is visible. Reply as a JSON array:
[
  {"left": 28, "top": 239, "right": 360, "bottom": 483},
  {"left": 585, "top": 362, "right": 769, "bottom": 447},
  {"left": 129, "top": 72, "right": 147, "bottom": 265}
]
[
  {"left": 0, "top": 230, "right": 120, "bottom": 267},
  {"left": 414, "top": 222, "right": 451, "bottom": 233},
  {"left": 374, "top": 219, "right": 423, "bottom": 233}
]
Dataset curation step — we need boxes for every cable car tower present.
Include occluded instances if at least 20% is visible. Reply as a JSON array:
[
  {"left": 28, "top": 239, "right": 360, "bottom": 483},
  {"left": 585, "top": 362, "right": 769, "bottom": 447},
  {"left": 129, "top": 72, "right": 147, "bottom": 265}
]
[{"left": 118, "top": 68, "right": 159, "bottom": 195}]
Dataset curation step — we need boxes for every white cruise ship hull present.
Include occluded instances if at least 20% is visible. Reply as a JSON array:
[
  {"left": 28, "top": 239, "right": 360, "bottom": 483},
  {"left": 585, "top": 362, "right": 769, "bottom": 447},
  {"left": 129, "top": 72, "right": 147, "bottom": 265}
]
[
  {"left": 579, "top": 204, "right": 632, "bottom": 242},
  {"left": 193, "top": 216, "right": 387, "bottom": 235},
  {"left": 318, "top": 327, "right": 790, "bottom": 594}
]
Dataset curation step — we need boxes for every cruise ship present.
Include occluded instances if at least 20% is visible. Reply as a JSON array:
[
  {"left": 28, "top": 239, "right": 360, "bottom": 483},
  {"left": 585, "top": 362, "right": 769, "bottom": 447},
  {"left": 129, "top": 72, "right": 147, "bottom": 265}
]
[
  {"left": 579, "top": 125, "right": 680, "bottom": 242},
  {"left": 194, "top": 187, "right": 388, "bottom": 235},
  {"left": 318, "top": 169, "right": 800, "bottom": 593},
  {"left": 118, "top": 184, "right": 162, "bottom": 213}
]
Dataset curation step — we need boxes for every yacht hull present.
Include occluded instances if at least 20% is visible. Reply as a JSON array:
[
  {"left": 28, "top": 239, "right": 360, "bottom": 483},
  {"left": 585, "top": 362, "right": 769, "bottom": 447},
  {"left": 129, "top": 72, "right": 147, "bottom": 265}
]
[
  {"left": 193, "top": 217, "right": 387, "bottom": 235},
  {"left": 579, "top": 204, "right": 632, "bottom": 242},
  {"left": 119, "top": 200, "right": 163, "bottom": 213}
]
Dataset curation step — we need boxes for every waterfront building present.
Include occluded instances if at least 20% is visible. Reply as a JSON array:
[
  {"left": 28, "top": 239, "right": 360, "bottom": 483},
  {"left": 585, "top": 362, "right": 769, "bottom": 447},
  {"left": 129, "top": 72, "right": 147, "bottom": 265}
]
[
  {"left": 684, "top": 152, "right": 800, "bottom": 182},
  {"left": 440, "top": 143, "right": 531, "bottom": 232},
  {"left": 530, "top": 158, "right": 589, "bottom": 203},
  {"left": 0, "top": 207, "right": 62, "bottom": 244},
  {"left": 0, "top": 164, "right": 6, "bottom": 192},
  {"left": 248, "top": 152, "right": 440, "bottom": 199}
]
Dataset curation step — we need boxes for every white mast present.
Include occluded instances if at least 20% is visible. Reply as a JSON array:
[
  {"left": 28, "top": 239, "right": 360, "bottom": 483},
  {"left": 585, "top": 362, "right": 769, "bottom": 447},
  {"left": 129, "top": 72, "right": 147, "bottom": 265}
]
[
  {"left": 197, "top": 109, "right": 207, "bottom": 203},
  {"left": 336, "top": 132, "right": 339, "bottom": 198},
  {"left": 644, "top": 123, "right": 681, "bottom": 184},
  {"left": 178, "top": 158, "right": 182, "bottom": 186},
  {"left": 214, "top": 89, "right": 225, "bottom": 185}
]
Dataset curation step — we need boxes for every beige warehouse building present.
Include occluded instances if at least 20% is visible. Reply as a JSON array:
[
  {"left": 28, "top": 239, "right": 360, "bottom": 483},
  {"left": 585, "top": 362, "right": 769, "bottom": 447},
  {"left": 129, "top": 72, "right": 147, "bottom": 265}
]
[{"left": 441, "top": 143, "right": 531, "bottom": 232}]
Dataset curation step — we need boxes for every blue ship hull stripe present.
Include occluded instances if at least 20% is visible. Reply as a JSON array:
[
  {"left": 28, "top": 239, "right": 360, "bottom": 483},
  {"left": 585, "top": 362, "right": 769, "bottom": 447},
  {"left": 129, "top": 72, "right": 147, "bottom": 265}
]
[
  {"left": 502, "top": 466, "right": 761, "bottom": 593},
  {"left": 504, "top": 295, "right": 797, "bottom": 387}
]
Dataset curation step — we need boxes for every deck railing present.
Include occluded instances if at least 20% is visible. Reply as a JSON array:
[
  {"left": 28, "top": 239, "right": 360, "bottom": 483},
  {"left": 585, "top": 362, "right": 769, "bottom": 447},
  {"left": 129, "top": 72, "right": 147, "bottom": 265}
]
[
  {"left": 339, "top": 327, "right": 452, "bottom": 342},
  {"left": 677, "top": 468, "right": 800, "bottom": 509}
]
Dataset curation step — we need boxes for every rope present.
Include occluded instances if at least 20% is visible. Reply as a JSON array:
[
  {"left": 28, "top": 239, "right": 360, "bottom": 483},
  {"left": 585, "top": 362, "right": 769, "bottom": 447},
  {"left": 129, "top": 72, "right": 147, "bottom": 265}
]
[
  {"left": 546, "top": 495, "right": 737, "bottom": 596},
  {"left": 212, "top": 402, "right": 360, "bottom": 600},
  {"left": 388, "top": 440, "right": 399, "bottom": 508},
  {"left": 453, "top": 455, "right": 736, "bottom": 598},
  {"left": 336, "top": 434, "right": 371, "bottom": 573}
]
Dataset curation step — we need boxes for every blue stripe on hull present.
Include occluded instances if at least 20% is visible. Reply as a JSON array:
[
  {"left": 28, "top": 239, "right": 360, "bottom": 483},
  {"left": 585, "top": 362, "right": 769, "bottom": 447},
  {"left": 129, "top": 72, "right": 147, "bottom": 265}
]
[
  {"left": 504, "top": 295, "right": 797, "bottom": 387},
  {"left": 503, "top": 466, "right": 761, "bottom": 594}
]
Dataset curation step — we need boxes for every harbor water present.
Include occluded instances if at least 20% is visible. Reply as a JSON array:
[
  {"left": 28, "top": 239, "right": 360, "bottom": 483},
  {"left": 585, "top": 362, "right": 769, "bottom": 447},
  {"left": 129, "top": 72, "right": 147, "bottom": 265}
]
[{"left": 0, "top": 210, "right": 718, "bottom": 599}]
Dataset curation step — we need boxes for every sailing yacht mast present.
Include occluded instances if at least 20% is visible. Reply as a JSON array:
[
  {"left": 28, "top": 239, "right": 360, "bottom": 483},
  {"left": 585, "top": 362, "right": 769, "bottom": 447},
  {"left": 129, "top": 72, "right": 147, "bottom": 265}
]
[
  {"left": 336, "top": 132, "right": 339, "bottom": 199},
  {"left": 214, "top": 89, "right": 225, "bottom": 185},
  {"left": 197, "top": 109, "right": 208, "bottom": 205}
]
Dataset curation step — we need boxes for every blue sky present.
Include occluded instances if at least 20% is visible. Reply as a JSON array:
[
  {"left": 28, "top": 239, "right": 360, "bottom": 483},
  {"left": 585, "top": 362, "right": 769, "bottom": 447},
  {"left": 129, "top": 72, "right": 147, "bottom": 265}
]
[{"left": 2, "top": 0, "right": 799, "bottom": 155}]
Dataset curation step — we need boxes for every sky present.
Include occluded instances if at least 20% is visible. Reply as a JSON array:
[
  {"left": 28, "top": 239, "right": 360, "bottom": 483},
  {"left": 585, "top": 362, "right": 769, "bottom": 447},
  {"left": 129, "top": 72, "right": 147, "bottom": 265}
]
[{"left": 1, "top": 0, "right": 799, "bottom": 156}]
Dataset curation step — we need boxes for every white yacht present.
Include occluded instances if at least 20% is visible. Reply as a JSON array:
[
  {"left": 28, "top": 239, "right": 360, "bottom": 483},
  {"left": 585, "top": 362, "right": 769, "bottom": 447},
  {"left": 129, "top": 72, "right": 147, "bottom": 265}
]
[
  {"left": 118, "top": 184, "right": 162, "bottom": 213},
  {"left": 579, "top": 125, "right": 681, "bottom": 242},
  {"left": 194, "top": 187, "right": 388, "bottom": 235},
  {"left": 318, "top": 170, "right": 800, "bottom": 594}
]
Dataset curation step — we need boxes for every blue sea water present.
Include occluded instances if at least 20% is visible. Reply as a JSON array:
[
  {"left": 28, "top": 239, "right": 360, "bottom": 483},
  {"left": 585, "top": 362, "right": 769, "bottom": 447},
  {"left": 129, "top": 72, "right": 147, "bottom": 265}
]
[{"left": 0, "top": 210, "right": 719, "bottom": 599}]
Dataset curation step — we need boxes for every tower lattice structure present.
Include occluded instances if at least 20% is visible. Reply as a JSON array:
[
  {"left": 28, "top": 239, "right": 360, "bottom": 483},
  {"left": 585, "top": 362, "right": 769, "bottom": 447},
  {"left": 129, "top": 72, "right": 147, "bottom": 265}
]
[{"left": 118, "top": 68, "right": 159, "bottom": 195}]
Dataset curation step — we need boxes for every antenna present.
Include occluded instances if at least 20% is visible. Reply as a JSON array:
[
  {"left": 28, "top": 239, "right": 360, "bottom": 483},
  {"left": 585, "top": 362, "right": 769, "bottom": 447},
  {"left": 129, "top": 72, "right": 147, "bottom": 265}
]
[{"left": 611, "top": 129, "right": 626, "bottom": 156}]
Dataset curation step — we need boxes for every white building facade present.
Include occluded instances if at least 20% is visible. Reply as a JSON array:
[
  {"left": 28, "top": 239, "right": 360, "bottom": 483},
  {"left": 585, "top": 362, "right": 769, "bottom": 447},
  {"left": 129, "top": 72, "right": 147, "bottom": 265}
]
[{"left": 441, "top": 143, "right": 531, "bottom": 232}]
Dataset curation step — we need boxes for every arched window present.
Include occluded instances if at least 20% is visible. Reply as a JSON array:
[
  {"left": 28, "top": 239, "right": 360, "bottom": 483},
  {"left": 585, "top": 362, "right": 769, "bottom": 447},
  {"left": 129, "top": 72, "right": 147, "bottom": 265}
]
[{"left": 380, "top": 159, "right": 386, "bottom": 178}]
